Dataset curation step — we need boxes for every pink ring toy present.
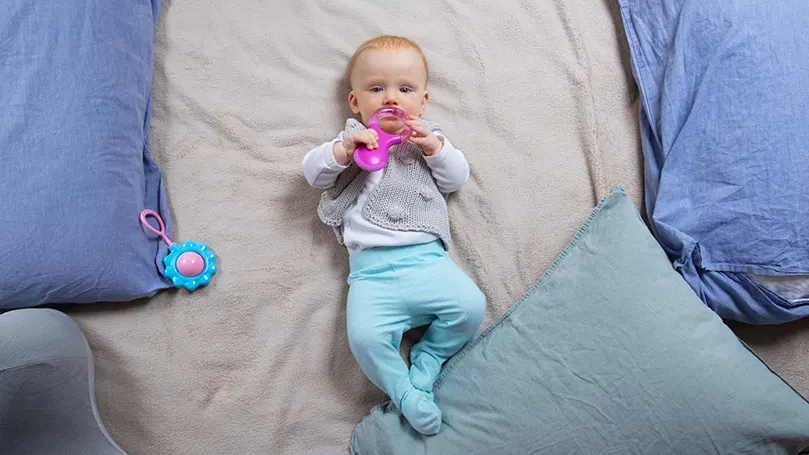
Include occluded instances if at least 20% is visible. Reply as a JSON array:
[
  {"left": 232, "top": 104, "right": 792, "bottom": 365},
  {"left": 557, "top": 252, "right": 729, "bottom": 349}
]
[{"left": 353, "top": 106, "right": 413, "bottom": 172}]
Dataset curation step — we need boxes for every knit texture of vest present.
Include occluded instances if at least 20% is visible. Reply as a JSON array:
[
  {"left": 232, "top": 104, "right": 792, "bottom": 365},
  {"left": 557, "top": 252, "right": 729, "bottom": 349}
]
[{"left": 317, "top": 118, "right": 452, "bottom": 250}]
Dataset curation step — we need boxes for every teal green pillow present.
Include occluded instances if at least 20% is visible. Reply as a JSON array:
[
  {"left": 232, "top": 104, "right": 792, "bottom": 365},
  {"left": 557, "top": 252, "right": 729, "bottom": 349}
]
[{"left": 350, "top": 187, "right": 809, "bottom": 454}]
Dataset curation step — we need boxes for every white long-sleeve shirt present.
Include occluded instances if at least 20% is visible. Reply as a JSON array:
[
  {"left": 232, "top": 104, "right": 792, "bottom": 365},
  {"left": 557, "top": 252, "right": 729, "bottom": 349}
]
[{"left": 303, "top": 132, "right": 469, "bottom": 254}]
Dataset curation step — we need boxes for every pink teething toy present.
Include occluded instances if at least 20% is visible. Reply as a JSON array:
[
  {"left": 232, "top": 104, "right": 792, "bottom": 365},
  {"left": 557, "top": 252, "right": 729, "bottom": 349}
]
[{"left": 353, "top": 106, "right": 413, "bottom": 172}]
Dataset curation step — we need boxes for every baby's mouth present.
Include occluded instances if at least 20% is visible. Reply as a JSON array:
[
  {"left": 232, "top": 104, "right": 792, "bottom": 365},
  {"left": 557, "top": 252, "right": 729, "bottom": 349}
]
[{"left": 378, "top": 117, "right": 404, "bottom": 135}]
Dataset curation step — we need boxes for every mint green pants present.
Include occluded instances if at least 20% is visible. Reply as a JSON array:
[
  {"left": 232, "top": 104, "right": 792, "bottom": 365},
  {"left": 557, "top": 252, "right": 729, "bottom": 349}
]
[{"left": 347, "top": 240, "right": 485, "bottom": 432}]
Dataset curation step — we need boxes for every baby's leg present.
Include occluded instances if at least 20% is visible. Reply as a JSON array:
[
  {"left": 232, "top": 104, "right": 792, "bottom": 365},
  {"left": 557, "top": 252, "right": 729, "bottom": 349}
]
[
  {"left": 407, "top": 255, "right": 486, "bottom": 392},
  {"left": 346, "top": 271, "right": 442, "bottom": 435}
]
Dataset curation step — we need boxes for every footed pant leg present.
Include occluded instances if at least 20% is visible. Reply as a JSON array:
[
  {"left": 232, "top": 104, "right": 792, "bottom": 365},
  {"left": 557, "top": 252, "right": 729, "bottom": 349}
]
[
  {"left": 404, "top": 252, "right": 486, "bottom": 392},
  {"left": 346, "top": 262, "right": 442, "bottom": 435}
]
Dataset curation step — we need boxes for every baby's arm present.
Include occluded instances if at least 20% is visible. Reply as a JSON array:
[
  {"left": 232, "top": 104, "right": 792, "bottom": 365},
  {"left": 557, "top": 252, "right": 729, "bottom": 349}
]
[
  {"left": 423, "top": 134, "right": 471, "bottom": 194},
  {"left": 302, "top": 135, "right": 347, "bottom": 189},
  {"left": 405, "top": 116, "right": 470, "bottom": 193},
  {"left": 303, "top": 129, "right": 381, "bottom": 189}
]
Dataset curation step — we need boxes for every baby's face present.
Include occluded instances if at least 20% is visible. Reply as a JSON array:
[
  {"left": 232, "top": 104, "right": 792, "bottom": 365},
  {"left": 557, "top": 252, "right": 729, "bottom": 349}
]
[{"left": 348, "top": 48, "right": 428, "bottom": 133}]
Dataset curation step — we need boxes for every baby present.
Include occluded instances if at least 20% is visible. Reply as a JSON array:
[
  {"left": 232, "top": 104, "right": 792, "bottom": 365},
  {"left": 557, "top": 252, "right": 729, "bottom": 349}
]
[{"left": 302, "top": 35, "right": 485, "bottom": 435}]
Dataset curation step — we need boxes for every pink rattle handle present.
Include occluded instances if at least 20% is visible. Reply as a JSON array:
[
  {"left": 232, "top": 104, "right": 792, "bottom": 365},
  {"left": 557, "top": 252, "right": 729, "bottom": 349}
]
[
  {"left": 140, "top": 209, "right": 174, "bottom": 247},
  {"left": 354, "top": 107, "right": 412, "bottom": 172}
]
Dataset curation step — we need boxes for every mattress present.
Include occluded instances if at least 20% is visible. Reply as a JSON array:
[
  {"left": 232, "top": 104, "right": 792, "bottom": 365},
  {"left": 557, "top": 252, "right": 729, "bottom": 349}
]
[{"left": 63, "top": 0, "right": 805, "bottom": 453}]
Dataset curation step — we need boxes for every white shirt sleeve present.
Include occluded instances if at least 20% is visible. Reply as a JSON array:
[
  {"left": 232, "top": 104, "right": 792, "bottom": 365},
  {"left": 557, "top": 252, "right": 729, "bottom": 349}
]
[
  {"left": 423, "top": 134, "right": 470, "bottom": 194},
  {"left": 302, "top": 133, "right": 347, "bottom": 189}
]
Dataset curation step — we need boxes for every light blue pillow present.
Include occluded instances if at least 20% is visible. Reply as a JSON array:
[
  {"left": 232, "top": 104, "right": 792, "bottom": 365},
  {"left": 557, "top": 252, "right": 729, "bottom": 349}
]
[
  {"left": 350, "top": 187, "right": 809, "bottom": 454},
  {"left": 0, "top": 0, "right": 171, "bottom": 308}
]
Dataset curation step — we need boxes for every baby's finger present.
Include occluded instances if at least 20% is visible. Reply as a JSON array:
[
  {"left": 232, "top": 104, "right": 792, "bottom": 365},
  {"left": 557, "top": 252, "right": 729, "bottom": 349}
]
[
  {"left": 359, "top": 131, "right": 372, "bottom": 142},
  {"left": 364, "top": 141, "right": 377, "bottom": 150},
  {"left": 369, "top": 134, "right": 380, "bottom": 148},
  {"left": 407, "top": 121, "right": 430, "bottom": 137}
]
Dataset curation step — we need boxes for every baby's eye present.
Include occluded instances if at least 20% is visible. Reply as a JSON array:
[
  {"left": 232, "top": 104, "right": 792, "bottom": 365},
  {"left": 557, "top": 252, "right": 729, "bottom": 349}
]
[
  {"left": 400, "top": 87, "right": 412, "bottom": 93},
  {"left": 371, "top": 87, "right": 383, "bottom": 93}
]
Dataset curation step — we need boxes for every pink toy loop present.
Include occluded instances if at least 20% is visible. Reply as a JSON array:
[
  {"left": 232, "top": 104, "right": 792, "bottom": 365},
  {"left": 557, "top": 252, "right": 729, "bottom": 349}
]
[
  {"left": 369, "top": 106, "right": 413, "bottom": 138},
  {"left": 139, "top": 209, "right": 174, "bottom": 247}
]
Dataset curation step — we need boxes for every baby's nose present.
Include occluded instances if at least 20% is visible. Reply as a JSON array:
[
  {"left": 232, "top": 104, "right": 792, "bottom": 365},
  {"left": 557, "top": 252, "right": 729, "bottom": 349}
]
[{"left": 383, "top": 92, "right": 398, "bottom": 105}]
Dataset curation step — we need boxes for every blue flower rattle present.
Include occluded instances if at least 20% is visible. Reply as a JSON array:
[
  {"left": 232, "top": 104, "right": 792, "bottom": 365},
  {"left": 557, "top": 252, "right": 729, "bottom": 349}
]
[{"left": 139, "top": 210, "right": 217, "bottom": 291}]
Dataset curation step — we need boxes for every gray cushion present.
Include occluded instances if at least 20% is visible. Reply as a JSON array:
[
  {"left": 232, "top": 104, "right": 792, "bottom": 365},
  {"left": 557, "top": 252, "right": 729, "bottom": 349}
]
[
  {"left": 0, "top": 309, "right": 126, "bottom": 455},
  {"left": 350, "top": 187, "right": 809, "bottom": 454}
]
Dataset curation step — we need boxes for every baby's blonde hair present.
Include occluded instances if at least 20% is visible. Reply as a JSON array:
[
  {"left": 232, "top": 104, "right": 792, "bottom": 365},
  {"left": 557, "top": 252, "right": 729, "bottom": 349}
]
[{"left": 347, "top": 35, "right": 429, "bottom": 85}]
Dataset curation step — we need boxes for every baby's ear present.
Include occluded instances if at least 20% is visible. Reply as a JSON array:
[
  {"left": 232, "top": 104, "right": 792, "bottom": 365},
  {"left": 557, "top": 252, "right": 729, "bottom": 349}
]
[
  {"left": 348, "top": 90, "right": 360, "bottom": 114},
  {"left": 420, "top": 91, "right": 429, "bottom": 116}
]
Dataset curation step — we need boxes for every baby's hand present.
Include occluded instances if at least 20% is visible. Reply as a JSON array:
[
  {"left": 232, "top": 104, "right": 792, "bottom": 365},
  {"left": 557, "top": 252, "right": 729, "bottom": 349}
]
[
  {"left": 334, "top": 129, "right": 379, "bottom": 166},
  {"left": 406, "top": 115, "right": 443, "bottom": 156}
]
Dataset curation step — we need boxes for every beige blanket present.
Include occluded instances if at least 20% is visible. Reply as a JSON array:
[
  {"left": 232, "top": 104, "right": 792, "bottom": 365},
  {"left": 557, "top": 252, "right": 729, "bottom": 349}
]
[{"left": 64, "top": 0, "right": 806, "bottom": 453}]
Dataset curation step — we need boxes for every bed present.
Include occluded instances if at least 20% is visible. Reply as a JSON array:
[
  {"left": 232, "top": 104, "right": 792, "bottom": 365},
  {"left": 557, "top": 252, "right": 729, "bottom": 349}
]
[{"left": 12, "top": 0, "right": 808, "bottom": 453}]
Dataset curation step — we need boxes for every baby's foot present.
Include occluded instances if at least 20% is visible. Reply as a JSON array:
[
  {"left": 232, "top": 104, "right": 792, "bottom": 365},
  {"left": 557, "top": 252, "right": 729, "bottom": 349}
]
[
  {"left": 399, "top": 388, "right": 442, "bottom": 435},
  {"left": 409, "top": 351, "right": 442, "bottom": 392}
]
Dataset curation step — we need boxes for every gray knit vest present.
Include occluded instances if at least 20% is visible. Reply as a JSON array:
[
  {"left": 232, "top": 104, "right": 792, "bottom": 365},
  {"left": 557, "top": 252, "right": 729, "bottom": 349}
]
[{"left": 317, "top": 118, "right": 452, "bottom": 249}]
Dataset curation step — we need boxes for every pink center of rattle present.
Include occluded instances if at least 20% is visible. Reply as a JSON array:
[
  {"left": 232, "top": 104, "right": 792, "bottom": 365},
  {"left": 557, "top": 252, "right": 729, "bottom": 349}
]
[
  {"left": 177, "top": 252, "right": 205, "bottom": 277},
  {"left": 370, "top": 106, "right": 412, "bottom": 139}
]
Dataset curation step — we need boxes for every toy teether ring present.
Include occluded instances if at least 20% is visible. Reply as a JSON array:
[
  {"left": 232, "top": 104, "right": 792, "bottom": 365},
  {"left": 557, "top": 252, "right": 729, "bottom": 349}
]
[
  {"left": 139, "top": 210, "right": 217, "bottom": 291},
  {"left": 353, "top": 106, "right": 413, "bottom": 172}
]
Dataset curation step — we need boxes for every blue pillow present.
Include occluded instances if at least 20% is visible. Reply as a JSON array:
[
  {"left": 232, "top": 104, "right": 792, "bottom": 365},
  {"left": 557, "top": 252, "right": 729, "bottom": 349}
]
[
  {"left": 350, "top": 188, "right": 809, "bottom": 454},
  {"left": 0, "top": 0, "right": 171, "bottom": 308},
  {"left": 618, "top": 0, "right": 809, "bottom": 324}
]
